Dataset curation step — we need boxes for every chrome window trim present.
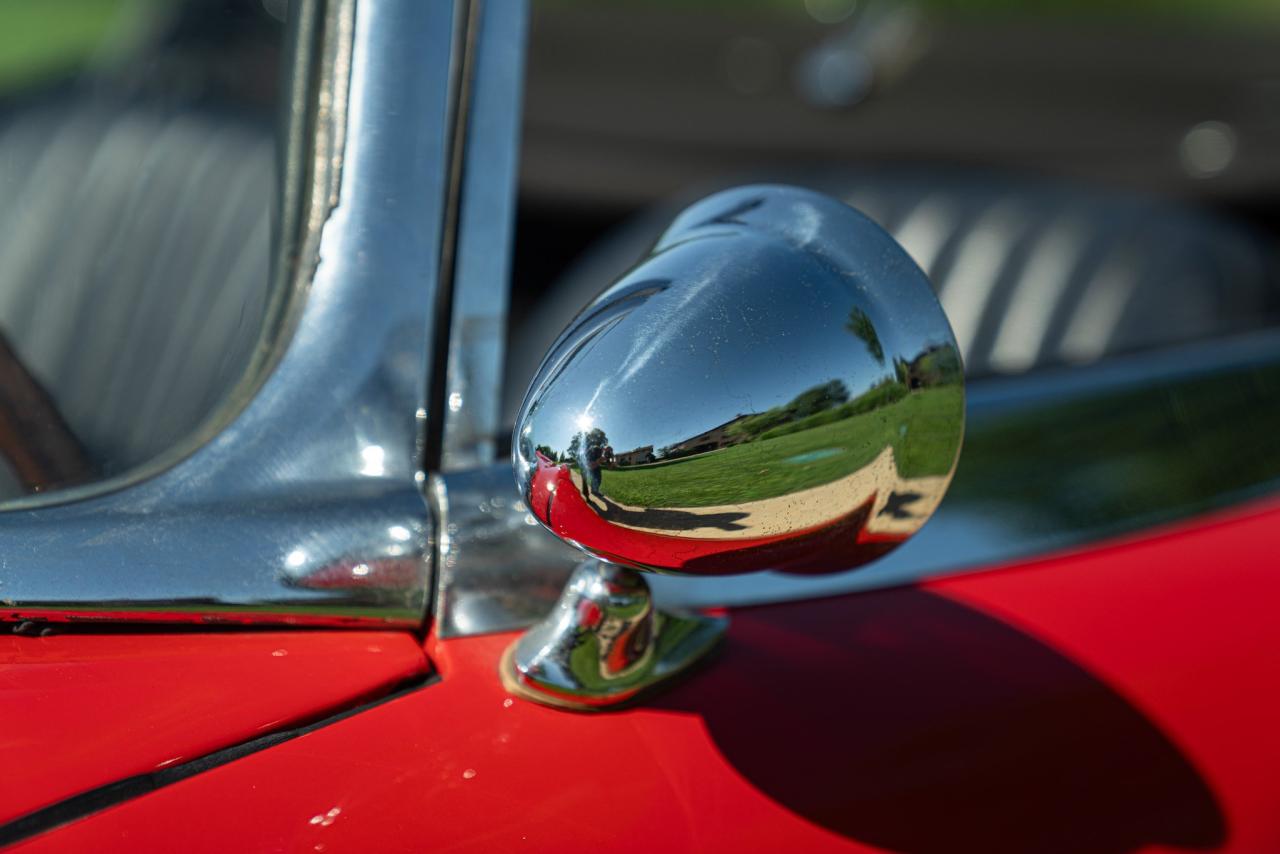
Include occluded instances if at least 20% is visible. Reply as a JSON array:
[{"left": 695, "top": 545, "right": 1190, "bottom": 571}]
[
  {"left": 0, "top": 0, "right": 466, "bottom": 628},
  {"left": 434, "top": 328, "right": 1280, "bottom": 637},
  {"left": 435, "top": 0, "right": 527, "bottom": 473}
]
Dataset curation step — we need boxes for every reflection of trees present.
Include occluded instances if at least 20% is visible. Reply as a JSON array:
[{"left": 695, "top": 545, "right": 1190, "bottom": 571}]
[
  {"left": 752, "top": 378, "right": 908, "bottom": 442},
  {"left": 895, "top": 344, "right": 963, "bottom": 389},
  {"left": 793, "top": 380, "right": 851, "bottom": 416},
  {"left": 728, "top": 379, "right": 852, "bottom": 441},
  {"left": 650, "top": 345, "right": 963, "bottom": 461},
  {"left": 847, "top": 307, "right": 884, "bottom": 364}
]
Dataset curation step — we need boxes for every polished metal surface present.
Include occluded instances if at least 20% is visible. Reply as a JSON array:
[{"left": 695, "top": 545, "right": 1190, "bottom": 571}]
[
  {"left": 513, "top": 184, "right": 964, "bottom": 575},
  {"left": 439, "top": 0, "right": 528, "bottom": 472},
  {"left": 431, "top": 462, "right": 582, "bottom": 637},
  {"left": 0, "top": 0, "right": 462, "bottom": 626},
  {"left": 503, "top": 186, "right": 962, "bottom": 708},
  {"left": 439, "top": 328, "right": 1280, "bottom": 637},
  {"left": 501, "top": 559, "right": 727, "bottom": 710}
]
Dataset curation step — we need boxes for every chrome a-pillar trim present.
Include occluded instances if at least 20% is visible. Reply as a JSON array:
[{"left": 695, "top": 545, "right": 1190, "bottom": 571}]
[
  {"left": 0, "top": 0, "right": 464, "bottom": 628},
  {"left": 436, "top": 0, "right": 528, "bottom": 472},
  {"left": 435, "top": 329, "right": 1280, "bottom": 637}
]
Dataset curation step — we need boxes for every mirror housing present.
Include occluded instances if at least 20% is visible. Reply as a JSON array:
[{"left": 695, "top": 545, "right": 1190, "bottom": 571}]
[
  {"left": 514, "top": 184, "right": 963, "bottom": 576},
  {"left": 503, "top": 185, "right": 964, "bottom": 710}
]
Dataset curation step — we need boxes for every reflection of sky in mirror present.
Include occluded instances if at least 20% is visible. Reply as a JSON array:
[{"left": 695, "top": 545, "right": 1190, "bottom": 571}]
[{"left": 526, "top": 228, "right": 948, "bottom": 457}]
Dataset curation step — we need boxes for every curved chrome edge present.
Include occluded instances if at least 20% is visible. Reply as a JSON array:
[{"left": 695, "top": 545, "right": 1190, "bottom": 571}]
[
  {"left": 436, "top": 329, "right": 1280, "bottom": 637},
  {"left": 510, "top": 184, "right": 963, "bottom": 576},
  {"left": 0, "top": 0, "right": 464, "bottom": 627}
]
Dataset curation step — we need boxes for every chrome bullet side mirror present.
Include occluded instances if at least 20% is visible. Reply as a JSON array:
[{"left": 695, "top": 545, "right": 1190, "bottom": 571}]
[{"left": 502, "top": 185, "right": 964, "bottom": 709}]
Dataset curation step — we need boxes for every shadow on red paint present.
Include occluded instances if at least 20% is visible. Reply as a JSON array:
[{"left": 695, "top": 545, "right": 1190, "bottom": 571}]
[{"left": 651, "top": 590, "right": 1225, "bottom": 854}]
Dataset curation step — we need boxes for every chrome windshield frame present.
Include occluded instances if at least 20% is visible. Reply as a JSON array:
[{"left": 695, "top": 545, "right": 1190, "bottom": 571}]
[{"left": 0, "top": 0, "right": 470, "bottom": 628}]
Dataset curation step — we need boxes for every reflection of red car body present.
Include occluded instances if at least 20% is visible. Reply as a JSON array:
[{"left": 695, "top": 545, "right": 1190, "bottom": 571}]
[
  {"left": 528, "top": 450, "right": 900, "bottom": 575},
  {"left": 7, "top": 498, "right": 1278, "bottom": 851}
]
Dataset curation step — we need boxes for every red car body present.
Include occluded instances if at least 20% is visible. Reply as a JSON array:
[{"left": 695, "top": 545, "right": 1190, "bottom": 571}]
[{"left": 5, "top": 497, "right": 1277, "bottom": 852}]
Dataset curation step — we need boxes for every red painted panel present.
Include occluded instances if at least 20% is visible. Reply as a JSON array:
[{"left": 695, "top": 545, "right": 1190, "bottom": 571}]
[
  {"left": 0, "top": 630, "right": 428, "bottom": 827},
  {"left": 10, "top": 499, "right": 1280, "bottom": 852}
]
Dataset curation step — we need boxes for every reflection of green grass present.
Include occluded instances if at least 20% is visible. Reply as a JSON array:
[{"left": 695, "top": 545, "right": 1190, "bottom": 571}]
[{"left": 600, "top": 386, "right": 962, "bottom": 508}]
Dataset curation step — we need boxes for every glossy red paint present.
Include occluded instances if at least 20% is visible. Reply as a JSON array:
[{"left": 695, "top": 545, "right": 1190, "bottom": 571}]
[
  {"left": 11, "top": 499, "right": 1280, "bottom": 852},
  {"left": 0, "top": 630, "right": 429, "bottom": 828},
  {"left": 531, "top": 451, "right": 899, "bottom": 574},
  {"left": 0, "top": 608, "right": 415, "bottom": 628}
]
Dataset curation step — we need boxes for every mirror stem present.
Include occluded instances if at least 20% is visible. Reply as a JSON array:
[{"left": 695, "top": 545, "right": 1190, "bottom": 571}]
[{"left": 501, "top": 559, "right": 728, "bottom": 710}]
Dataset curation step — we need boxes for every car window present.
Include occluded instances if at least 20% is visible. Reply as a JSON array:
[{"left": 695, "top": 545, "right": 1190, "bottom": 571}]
[
  {"left": 505, "top": 0, "right": 1280, "bottom": 423},
  {"left": 0, "top": 0, "right": 287, "bottom": 503}
]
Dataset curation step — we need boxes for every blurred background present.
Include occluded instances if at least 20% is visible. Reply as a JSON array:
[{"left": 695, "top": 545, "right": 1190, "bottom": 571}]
[{"left": 506, "top": 0, "right": 1280, "bottom": 416}]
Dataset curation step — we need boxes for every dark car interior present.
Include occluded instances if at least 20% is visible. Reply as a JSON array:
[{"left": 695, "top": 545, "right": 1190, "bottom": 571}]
[
  {"left": 0, "top": 0, "right": 279, "bottom": 496},
  {"left": 505, "top": 1, "right": 1280, "bottom": 421}
]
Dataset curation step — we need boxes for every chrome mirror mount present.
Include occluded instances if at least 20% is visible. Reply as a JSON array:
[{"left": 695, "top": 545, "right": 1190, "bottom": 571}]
[
  {"left": 504, "top": 185, "right": 964, "bottom": 710},
  {"left": 500, "top": 559, "right": 729, "bottom": 710}
]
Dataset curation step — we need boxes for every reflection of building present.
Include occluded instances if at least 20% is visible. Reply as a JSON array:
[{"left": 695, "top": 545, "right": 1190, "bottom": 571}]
[
  {"left": 665, "top": 415, "right": 753, "bottom": 458},
  {"left": 614, "top": 445, "right": 655, "bottom": 466}
]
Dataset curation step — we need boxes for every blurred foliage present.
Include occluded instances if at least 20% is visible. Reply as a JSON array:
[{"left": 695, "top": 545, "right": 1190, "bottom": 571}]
[
  {"left": 0, "top": 0, "right": 165, "bottom": 94},
  {"left": 916, "top": 0, "right": 1280, "bottom": 22},
  {"left": 539, "top": 0, "right": 1280, "bottom": 25},
  {"left": 5, "top": 0, "right": 1273, "bottom": 99}
]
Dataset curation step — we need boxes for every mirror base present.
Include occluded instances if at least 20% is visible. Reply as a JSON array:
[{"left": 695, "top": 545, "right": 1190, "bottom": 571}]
[{"left": 500, "top": 560, "right": 727, "bottom": 711}]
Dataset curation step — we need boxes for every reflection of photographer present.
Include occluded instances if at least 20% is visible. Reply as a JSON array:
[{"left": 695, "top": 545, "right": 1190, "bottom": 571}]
[
  {"left": 582, "top": 444, "right": 604, "bottom": 499},
  {"left": 575, "top": 429, "right": 610, "bottom": 499}
]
